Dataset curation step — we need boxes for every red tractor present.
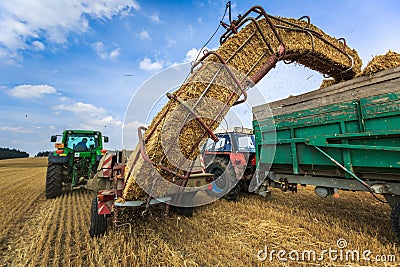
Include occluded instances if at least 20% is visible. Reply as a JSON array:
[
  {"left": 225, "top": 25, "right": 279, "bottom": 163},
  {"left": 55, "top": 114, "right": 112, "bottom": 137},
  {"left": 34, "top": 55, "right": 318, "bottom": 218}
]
[{"left": 201, "top": 127, "right": 256, "bottom": 200}]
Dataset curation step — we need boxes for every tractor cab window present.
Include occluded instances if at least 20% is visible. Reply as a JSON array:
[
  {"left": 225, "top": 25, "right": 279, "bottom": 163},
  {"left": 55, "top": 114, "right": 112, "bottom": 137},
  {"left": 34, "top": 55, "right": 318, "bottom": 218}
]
[
  {"left": 236, "top": 134, "right": 255, "bottom": 152},
  {"left": 65, "top": 133, "right": 99, "bottom": 151},
  {"left": 203, "top": 134, "right": 232, "bottom": 152}
]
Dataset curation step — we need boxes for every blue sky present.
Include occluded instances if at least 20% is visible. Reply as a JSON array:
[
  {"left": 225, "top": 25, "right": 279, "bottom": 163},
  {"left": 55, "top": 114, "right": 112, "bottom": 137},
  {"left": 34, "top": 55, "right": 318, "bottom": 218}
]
[{"left": 1, "top": 0, "right": 400, "bottom": 156}]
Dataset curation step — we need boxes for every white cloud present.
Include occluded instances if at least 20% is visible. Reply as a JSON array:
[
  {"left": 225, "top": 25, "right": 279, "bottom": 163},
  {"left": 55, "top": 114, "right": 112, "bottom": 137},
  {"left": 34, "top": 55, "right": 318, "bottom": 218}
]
[
  {"left": 88, "top": 115, "right": 123, "bottom": 128},
  {"left": 0, "top": 48, "right": 7, "bottom": 58},
  {"left": 32, "top": 41, "right": 45, "bottom": 51},
  {"left": 109, "top": 48, "right": 121, "bottom": 60},
  {"left": 54, "top": 102, "right": 106, "bottom": 116},
  {"left": 166, "top": 36, "right": 176, "bottom": 47},
  {"left": 123, "top": 120, "right": 144, "bottom": 130},
  {"left": 0, "top": 126, "right": 31, "bottom": 133},
  {"left": 138, "top": 30, "right": 151, "bottom": 41},
  {"left": 55, "top": 102, "right": 123, "bottom": 130},
  {"left": 139, "top": 57, "right": 163, "bottom": 71},
  {"left": 91, "top": 41, "right": 120, "bottom": 60},
  {"left": 53, "top": 101, "right": 122, "bottom": 127},
  {"left": 8, "top": 84, "right": 57, "bottom": 98},
  {"left": 149, "top": 13, "right": 162, "bottom": 23},
  {"left": 92, "top": 42, "right": 106, "bottom": 58},
  {"left": 184, "top": 47, "right": 209, "bottom": 63},
  {"left": 0, "top": 0, "right": 140, "bottom": 58}
]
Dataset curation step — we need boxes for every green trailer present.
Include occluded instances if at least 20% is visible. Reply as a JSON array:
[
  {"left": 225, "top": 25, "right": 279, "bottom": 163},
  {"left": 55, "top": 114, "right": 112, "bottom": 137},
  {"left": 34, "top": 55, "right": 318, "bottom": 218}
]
[{"left": 253, "top": 67, "right": 400, "bottom": 239}]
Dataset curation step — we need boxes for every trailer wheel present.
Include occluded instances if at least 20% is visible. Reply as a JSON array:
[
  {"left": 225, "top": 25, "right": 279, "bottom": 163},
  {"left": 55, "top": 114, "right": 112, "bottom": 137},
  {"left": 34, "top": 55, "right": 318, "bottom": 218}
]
[
  {"left": 206, "top": 157, "right": 236, "bottom": 199},
  {"left": 89, "top": 197, "right": 107, "bottom": 237},
  {"left": 390, "top": 202, "right": 400, "bottom": 241},
  {"left": 45, "top": 162, "right": 63, "bottom": 199}
]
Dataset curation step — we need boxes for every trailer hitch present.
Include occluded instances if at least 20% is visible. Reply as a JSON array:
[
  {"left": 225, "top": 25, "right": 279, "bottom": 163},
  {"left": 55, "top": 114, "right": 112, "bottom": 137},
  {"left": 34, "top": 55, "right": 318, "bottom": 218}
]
[{"left": 279, "top": 178, "right": 297, "bottom": 193}]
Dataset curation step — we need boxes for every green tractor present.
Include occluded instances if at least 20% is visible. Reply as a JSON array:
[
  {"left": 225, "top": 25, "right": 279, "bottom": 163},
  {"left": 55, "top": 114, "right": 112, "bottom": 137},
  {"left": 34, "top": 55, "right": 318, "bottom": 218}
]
[{"left": 46, "top": 130, "right": 109, "bottom": 199}]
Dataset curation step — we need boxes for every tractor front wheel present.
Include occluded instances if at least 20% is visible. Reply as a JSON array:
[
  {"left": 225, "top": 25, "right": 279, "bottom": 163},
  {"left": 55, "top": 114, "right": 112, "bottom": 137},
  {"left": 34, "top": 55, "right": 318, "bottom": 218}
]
[
  {"left": 45, "top": 162, "right": 63, "bottom": 199},
  {"left": 206, "top": 157, "right": 237, "bottom": 199},
  {"left": 89, "top": 197, "right": 107, "bottom": 237}
]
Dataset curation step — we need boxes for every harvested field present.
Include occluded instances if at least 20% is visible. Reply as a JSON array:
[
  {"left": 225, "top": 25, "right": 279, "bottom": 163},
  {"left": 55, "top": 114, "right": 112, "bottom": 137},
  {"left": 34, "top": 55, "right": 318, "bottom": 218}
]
[{"left": 1, "top": 157, "right": 399, "bottom": 266}]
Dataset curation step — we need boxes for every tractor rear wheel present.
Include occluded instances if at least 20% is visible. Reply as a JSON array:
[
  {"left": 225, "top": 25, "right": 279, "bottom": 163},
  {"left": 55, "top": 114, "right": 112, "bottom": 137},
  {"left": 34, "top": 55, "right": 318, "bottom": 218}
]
[
  {"left": 89, "top": 197, "right": 107, "bottom": 237},
  {"left": 45, "top": 162, "right": 63, "bottom": 199},
  {"left": 206, "top": 157, "right": 237, "bottom": 199},
  {"left": 390, "top": 202, "right": 400, "bottom": 241}
]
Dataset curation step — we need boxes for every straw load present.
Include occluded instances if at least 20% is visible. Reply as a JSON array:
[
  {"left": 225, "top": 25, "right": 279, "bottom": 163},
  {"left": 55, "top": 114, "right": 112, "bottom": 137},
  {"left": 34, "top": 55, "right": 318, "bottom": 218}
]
[
  {"left": 123, "top": 14, "right": 362, "bottom": 200},
  {"left": 360, "top": 50, "right": 400, "bottom": 76},
  {"left": 319, "top": 79, "right": 337, "bottom": 89},
  {"left": 319, "top": 51, "right": 400, "bottom": 89},
  {"left": 217, "top": 16, "right": 361, "bottom": 81}
]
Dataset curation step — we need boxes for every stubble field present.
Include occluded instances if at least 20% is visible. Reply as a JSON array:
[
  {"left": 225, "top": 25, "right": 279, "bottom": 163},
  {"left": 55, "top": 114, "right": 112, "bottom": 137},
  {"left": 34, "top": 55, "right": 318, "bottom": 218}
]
[{"left": 1, "top": 157, "right": 399, "bottom": 266}]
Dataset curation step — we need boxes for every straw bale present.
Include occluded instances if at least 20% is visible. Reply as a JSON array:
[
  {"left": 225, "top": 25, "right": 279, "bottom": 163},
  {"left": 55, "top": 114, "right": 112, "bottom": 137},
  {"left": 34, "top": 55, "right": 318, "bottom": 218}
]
[
  {"left": 123, "top": 64, "right": 244, "bottom": 200},
  {"left": 319, "top": 79, "right": 337, "bottom": 89},
  {"left": 215, "top": 16, "right": 362, "bottom": 81},
  {"left": 123, "top": 14, "right": 362, "bottom": 200},
  {"left": 359, "top": 50, "right": 400, "bottom": 77}
]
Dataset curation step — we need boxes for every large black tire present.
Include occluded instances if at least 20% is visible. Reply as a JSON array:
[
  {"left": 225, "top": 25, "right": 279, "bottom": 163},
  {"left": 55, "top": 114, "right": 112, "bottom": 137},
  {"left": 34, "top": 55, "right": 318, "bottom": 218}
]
[
  {"left": 89, "top": 197, "right": 107, "bottom": 237},
  {"left": 206, "top": 157, "right": 237, "bottom": 200},
  {"left": 45, "top": 162, "right": 63, "bottom": 199},
  {"left": 390, "top": 202, "right": 400, "bottom": 241}
]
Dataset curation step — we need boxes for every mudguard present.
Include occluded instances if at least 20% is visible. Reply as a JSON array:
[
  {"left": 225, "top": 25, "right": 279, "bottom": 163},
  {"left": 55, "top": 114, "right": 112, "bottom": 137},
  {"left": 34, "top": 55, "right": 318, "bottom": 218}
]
[{"left": 48, "top": 151, "right": 69, "bottom": 164}]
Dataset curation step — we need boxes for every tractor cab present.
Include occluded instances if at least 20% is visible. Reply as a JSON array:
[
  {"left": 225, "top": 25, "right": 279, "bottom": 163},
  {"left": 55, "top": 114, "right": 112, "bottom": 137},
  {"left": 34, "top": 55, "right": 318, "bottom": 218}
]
[
  {"left": 203, "top": 129, "right": 255, "bottom": 154},
  {"left": 201, "top": 127, "right": 257, "bottom": 200},
  {"left": 46, "top": 129, "right": 109, "bottom": 198},
  {"left": 203, "top": 133, "right": 232, "bottom": 152},
  {"left": 65, "top": 132, "right": 100, "bottom": 151}
]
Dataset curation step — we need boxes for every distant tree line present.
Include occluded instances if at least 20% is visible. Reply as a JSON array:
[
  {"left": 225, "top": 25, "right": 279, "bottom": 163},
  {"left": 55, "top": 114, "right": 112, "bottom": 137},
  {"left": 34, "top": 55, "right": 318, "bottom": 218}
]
[
  {"left": 35, "top": 151, "right": 51, "bottom": 157},
  {"left": 0, "top": 147, "right": 29, "bottom": 160}
]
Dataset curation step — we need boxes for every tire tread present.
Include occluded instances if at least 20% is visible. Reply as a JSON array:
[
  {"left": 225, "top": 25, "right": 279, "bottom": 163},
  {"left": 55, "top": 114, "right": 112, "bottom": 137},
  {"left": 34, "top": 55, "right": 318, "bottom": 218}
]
[{"left": 45, "top": 162, "right": 62, "bottom": 199}]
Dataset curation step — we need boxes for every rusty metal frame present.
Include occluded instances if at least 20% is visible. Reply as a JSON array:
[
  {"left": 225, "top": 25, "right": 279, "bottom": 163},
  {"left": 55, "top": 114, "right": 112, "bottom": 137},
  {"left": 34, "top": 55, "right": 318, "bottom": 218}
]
[
  {"left": 138, "top": 126, "right": 188, "bottom": 180},
  {"left": 220, "top": 5, "right": 285, "bottom": 48},
  {"left": 191, "top": 50, "right": 248, "bottom": 105},
  {"left": 144, "top": 52, "right": 245, "bottom": 173},
  {"left": 219, "top": 6, "right": 286, "bottom": 84},
  {"left": 166, "top": 92, "right": 219, "bottom": 142},
  {"left": 145, "top": 49, "right": 252, "bottom": 182},
  {"left": 160, "top": 50, "right": 254, "bottom": 178},
  {"left": 219, "top": 5, "right": 356, "bottom": 80}
]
